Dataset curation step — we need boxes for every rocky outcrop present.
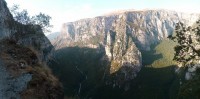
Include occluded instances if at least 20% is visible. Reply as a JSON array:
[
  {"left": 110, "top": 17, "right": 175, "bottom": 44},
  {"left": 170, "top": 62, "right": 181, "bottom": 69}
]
[
  {"left": 13, "top": 25, "right": 54, "bottom": 62},
  {"left": 0, "top": 0, "right": 53, "bottom": 62},
  {"left": 0, "top": 0, "right": 63, "bottom": 98},
  {"left": 0, "top": 60, "right": 32, "bottom": 99},
  {"left": 0, "top": 40, "right": 63, "bottom": 99},
  {"left": 105, "top": 15, "right": 142, "bottom": 87}
]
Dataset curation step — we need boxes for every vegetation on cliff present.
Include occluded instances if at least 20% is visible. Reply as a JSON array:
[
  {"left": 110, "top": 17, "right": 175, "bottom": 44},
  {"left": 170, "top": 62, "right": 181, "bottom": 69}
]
[
  {"left": 10, "top": 4, "right": 52, "bottom": 33},
  {"left": 0, "top": 39, "right": 64, "bottom": 99},
  {"left": 169, "top": 20, "right": 200, "bottom": 98}
]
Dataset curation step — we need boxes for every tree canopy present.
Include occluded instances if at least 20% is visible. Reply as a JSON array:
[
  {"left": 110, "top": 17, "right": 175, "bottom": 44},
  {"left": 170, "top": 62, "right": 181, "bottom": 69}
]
[
  {"left": 168, "top": 20, "right": 200, "bottom": 98},
  {"left": 169, "top": 20, "right": 200, "bottom": 67},
  {"left": 10, "top": 5, "right": 52, "bottom": 33}
]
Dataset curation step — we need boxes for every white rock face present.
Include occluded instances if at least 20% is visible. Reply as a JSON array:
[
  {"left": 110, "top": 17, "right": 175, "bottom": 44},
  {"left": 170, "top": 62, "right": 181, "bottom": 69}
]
[
  {"left": 53, "top": 10, "right": 200, "bottom": 50},
  {"left": 52, "top": 9, "right": 200, "bottom": 88},
  {"left": 106, "top": 15, "right": 142, "bottom": 87}
]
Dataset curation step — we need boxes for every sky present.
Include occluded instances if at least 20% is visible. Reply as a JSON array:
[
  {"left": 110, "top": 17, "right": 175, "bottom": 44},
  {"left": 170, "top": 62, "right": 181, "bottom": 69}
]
[{"left": 5, "top": 0, "right": 200, "bottom": 33}]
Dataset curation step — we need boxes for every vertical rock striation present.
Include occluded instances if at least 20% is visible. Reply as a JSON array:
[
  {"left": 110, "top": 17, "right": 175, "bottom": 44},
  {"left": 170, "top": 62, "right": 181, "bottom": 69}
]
[
  {"left": 52, "top": 9, "right": 199, "bottom": 88},
  {"left": 105, "top": 14, "right": 142, "bottom": 87},
  {"left": 52, "top": 10, "right": 200, "bottom": 88},
  {"left": 53, "top": 10, "right": 199, "bottom": 50}
]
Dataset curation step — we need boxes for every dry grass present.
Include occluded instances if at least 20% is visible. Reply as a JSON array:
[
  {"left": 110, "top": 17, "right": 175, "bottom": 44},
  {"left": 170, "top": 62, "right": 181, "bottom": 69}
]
[
  {"left": 110, "top": 60, "right": 121, "bottom": 74},
  {"left": 0, "top": 39, "right": 37, "bottom": 76},
  {"left": 21, "top": 64, "right": 63, "bottom": 99},
  {"left": 0, "top": 38, "right": 64, "bottom": 99}
]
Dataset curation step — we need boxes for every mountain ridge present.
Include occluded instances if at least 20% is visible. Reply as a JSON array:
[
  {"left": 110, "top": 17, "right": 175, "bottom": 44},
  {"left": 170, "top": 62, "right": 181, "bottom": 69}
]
[
  {"left": 52, "top": 9, "right": 200, "bottom": 50},
  {"left": 59, "top": 9, "right": 200, "bottom": 23}
]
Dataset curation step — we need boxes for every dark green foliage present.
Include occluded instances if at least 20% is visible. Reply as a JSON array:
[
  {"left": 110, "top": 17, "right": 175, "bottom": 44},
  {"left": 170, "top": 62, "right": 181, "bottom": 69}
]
[
  {"left": 178, "top": 68, "right": 200, "bottom": 99},
  {"left": 169, "top": 21, "right": 200, "bottom": 66},
  {"left": 49, "top": 40, "right": 183, "bottom": 99},
  {"left": 90, "top": 66, "right": 181, "bottom": 99},
  {"left": 169, "top": 20, "right": 200, "bottom": 98},
  {"left": 135, "top": 40, "right": 182, "bottom": 99},
  {"left": 49, "top": 47, "right": 108, "bottom": 97},
  {"left": 142, "top": 39, "right": 176, "bottom": 68},
  {"left": 31, "top": 13, "right": 52, "bottom": 33}
]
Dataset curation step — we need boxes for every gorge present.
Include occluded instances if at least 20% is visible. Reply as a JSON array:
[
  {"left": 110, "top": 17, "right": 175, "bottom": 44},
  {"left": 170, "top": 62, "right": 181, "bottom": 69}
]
[
  {"left": 0, "top": 0, "right": 200, "bottom": 98},
  {"left": 48, "top": 9, "right": 200, "bottom": 98}
]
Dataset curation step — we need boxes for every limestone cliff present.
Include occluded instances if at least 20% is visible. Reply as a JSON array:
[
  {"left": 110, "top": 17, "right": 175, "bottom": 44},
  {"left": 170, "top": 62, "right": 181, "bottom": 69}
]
[
  {"left": 105, "top": 15, "right": 142, "bottom": 87},
  {"left": 53, "top": 10, "right": 199, "bottom": 50},
  {"left": 0, "top": 0, "right": 63, "bottom": 98},
  {"left": 52, "top": 10, "right": 199, "bottom": 87}
]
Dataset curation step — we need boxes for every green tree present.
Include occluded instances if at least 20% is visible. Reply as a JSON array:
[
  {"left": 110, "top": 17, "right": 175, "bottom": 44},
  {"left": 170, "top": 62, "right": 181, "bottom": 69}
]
[
  {"left": 168, "top": 20, "right": 200, "bottom": 98},
  {"left": 10, "top": 5, "right": 31, "bottom": 24},
  {"left": 169, "top": 20, "right": 200, "bottom": 66},
  {"left": 10, "top": 5, "right": 52, "bottom": 33},
  {"left": 31, "top": 13, "right": 52, "bottom": 33}
]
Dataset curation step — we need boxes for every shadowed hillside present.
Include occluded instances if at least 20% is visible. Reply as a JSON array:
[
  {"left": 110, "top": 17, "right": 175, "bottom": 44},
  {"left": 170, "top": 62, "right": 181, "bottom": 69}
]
[
  {"left": 49, "top": 47, "right": 109, "bottom": 97},
  {"left": 49, "top": 39, "right": 186, "bottom": 99}
]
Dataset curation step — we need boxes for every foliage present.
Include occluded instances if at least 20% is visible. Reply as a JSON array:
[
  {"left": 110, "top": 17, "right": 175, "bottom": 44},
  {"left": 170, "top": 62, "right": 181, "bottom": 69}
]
[
  {"left": 142, "top": 39, "right": 176, "bottom": 68},
  {"left": 49, "top": 40, "right": 181, "bottom": 98},
  {"left": 168, "top": 20, "right": 200, "bottom": 98},
  {"left": 31, "top": 13, "right": 52, "bottom": 33},
  {"left": 168, "top": 20, "right": 200, "bottom": 66},
  {"left": 137, "top": 40, "right": 181, "bottom": 99},
  {"left": 10, "top": 4, "right": 52, "bottom": 33},
  {"left": 49, "top": 47, "right": 108, "bottom": 98},
  {"left": 178, "top": 68, "right": 200, "bottom": 99}
]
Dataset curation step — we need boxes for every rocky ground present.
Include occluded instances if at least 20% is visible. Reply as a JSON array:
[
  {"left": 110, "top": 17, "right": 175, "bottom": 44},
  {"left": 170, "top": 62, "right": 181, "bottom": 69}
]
[{"left": 0, "top": 39, "right": 64, "bottom": 99}]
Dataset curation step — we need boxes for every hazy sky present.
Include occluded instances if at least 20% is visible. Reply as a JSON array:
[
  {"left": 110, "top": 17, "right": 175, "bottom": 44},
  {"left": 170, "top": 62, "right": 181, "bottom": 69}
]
[{"left": 5, "top": 0, "right": 200, "bottom": 32}]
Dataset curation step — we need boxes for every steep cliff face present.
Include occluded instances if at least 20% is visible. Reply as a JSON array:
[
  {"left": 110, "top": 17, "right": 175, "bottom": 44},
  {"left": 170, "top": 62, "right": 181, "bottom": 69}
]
[
  {"left": 53, "top": 10, "right": 199, "bottom": 50},
  {"left": 52, "top": 10, "right": 199, "bottom": 88},
  {"left": 13, "top": 25, "right": 54, "bottom": 62},
  {"left": 105, "top": 15, "right": 142, "bottom": 87},
  {"left": 53, "top": 13, "right": 144, "bottom": 87},
  {"left": 0, "top": 0, "right": 63, "bottom": 98},
  {"left": 0, "top": 0, "right": 14, "bottom": 39},
  {"left": 0, "top": 0, "right": 53, "bottom": 62}
]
